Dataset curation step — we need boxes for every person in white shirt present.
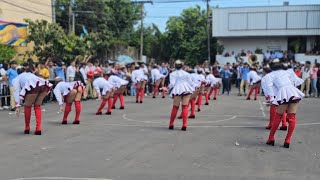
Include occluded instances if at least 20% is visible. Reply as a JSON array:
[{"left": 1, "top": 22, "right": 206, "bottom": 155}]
[
  {"left": 264, "top": 50, "right": 271, "bottom": 61},
  {"left": 151, "top": 64, "right": 166, "bottom": 98},
  {"left": 246, "top": 65, "right": 262, "bottom": 100},
  {"left": 12, "top": 70, "right": 52, "bottom": 135},
  {"left": 168, "top": 60, "right": 194, "bottom": 131},
  {"left": 53, "top": 77, "right": 84, "bottom": 125},
  {"left": 93, "top": 74, "right": 114, "bottom": 115},
  {"left": 66, "top": 61, "right": 76, "bottom": 82},
  {"left": 300, "top": 61, "right": 312, "bottom": 97}
]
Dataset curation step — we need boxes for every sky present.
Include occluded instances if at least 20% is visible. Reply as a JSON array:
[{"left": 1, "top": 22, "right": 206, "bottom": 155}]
[{"left": 138, "top": 0, "right": 320, "bottom": 32}]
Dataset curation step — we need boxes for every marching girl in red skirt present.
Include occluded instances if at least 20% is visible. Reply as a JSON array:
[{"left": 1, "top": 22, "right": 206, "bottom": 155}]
[
  {"left": 106, "top": 72, "right": 129, "bottom": 109},
  {"left": 262, "top": 59, "right": 304, "bottom": 148},
  {"left": 168, "top": 60, "right": 195, "bottom": 131},
  {"left": 196, "top": 69, "right": 206, "bottom": 112},
  {"left": 13, "top": 69, "right": 53, "bottom": 135},
  {"left": 263, "top": 68, "right": 288, "bottom": 131},
  {"left": 178, "top": 69, "right": 202, "bottom": 119},
  {"left": 151, "top": 64, "right": 166, "bottom": 98},
  {"left": 204, "top": 70, "right": 218, "bottom": 105},
  {"left": 208, "top": 63, "right": 221, "bottom": 100},
  {"left": 53, "top": 77, "right": 84, "bottom": 125},
  {"left": 131, "top": 64, "right": 148, "bottom": 103},
  {"left": 246, "top": 65, "right": 262, "bottom": 101},
  {"left": 93, "top": 73, "right": 115, "bottom": 115}
]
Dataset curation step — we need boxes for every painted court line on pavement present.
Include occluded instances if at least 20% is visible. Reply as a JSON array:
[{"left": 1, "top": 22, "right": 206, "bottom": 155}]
[
  {"left": 10, "top": 177, "right": 112, "bottom": 180},
  {"left": 258, "top": 100, "right": 266, "bottom": 118},
  {"left": 122, "top": 114, "right": 237, "bottom": 124}
]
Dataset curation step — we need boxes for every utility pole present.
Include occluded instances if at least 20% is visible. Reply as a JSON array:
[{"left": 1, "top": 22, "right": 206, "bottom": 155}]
[
  {"left": 72, "top": 11, "right": 94, "bottom": 34},
  {"left": 68, "top": 0, "right": 73, "bottom": 34},
  {"left": 206, "top": 0, "right": 211, "bottom": 64},
  {"left": 132, "top": 1, "right": 153, "bottom": 61},
  {"left": 52, "top": 0, "right": 56, "bottom": 23}
]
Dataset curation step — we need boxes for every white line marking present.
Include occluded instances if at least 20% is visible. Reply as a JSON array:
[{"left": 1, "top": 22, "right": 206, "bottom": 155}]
[
  {"left": 81, "top": 122, "right": 320, "bottom": 128},
  {"left": 123, "top": 114, "right": 162, "bottom": 124},
  {"left": 10, "top": 177, "right": 112, "bottom": 180},
  {"left": 258, "top": 100, "right": 266, "bottom": 118},
  {"left": 122, "top": 114, "right": 237, "bottom": 124}
]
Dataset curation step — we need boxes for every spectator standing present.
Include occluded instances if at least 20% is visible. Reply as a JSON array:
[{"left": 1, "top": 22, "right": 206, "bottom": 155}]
[
  {"left": 66, "top": 60, "right": 76, "bottom": 82},
  {"left": 79, "top": 63, "right": 87, "bottom": 100},
  {"left": 317, "top": 63, "right": 320, "bottom": 97},
  {"left": 39, "top": 61, "right": 50, "bottom": 80},
  {"left": 0, "top": 63, "right": 10, "bottom": 110},
  {"left": 264, "top": 50, "right": 271, "bottom": 61},
  {"left": 236, "top": 62, "right": 242, "bottom": 92},
  {"left": 220, "top": 65, "right": 232, "bottom": 95},
  {"left": 6, "top": 61, "right": 18, "bottom": 111},
  {"left": 239, "top": 62, "right": 250, "bottom": 96},
  {"left": 311, "top": 64, "right": 318, "bottom": 97},
  {"left": 240, "top": 50, "right": 247, "bottom": 56},
  {"left": 47, "top": 59, "right": 56, "bottom": 102},
  {"left": 300, "top": 61, "right": 312, "bottom": 97},
  {"left": 55, "top": 61, "right": 66, "bottom": 82}
]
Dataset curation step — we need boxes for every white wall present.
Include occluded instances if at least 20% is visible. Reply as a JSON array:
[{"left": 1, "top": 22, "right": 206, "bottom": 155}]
[
  {"left": 212, "top": 5, "right": 320, "bottom": 37},
  {"left": 295, "top": 54, "right": 320, "bottom": 64},
  {"left": 216, "top": 54, "right": 264, "bottom": 65},
  {"left": 219, "top": 37, "right": 288, "bottom": 55}
]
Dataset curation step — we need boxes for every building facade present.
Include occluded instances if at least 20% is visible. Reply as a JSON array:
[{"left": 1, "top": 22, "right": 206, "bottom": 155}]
[
  {"left": 212, "top": 4, "right": 320, "bottom": 56},
  {"left": 0, "top": 0, "right": 53, "bottom": 23}
]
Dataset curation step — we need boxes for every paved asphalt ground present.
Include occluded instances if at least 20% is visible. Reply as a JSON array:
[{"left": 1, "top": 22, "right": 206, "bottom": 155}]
[{"left": 0, "top": 91, "right": 319, "bottom": 180}]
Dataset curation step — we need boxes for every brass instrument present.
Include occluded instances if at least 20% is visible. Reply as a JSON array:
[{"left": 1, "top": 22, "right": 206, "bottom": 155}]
[{"left": 248, "top": 54, "right": 258, "bottom": 66}]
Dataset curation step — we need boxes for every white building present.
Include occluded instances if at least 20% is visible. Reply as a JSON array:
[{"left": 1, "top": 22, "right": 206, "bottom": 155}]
[{"left": 212, "top": 4, "right": 320, "bottom": 63}]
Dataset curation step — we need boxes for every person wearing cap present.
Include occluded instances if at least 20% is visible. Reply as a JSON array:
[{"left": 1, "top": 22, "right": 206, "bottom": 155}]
[
  {"left": 168, "top": 60, "right": 194, "bottom": 131},
  {"left": 6, "top": 60, "right": 19, "bottom": 111},
  {"left": 246, "top": 64, "right": 262, "bottom": 100},
  {"left": 93, "top": 73, "right": 114, "bottom": 115},
  {"left": 106, "top": 72, "right": 129, "bottom": 109},
  {"left": 262, "top": 59, "right": 304, "bottom": 148},
  {"left": 53, "top": 77, "right": 84, "bottom": 125},
  {"left": 12, "top": 68, "right": 53, "bottom": 135},
  {"left": 151, "top": 64, "right": 166, "bottom": 98}
]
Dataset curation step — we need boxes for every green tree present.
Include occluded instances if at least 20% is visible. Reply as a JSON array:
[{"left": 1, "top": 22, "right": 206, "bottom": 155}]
[
  {"left": 164, "top": 5, "right": 218, "bottom": 65},
  {"left": 25, "top": 19, "right": 85, "bottom": 63},
  {"left": 0, "top": 44, "right": 16, "bottom": 63},
  {"left": 55, "top": 0, "right": 140, "bottom": 58}
]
